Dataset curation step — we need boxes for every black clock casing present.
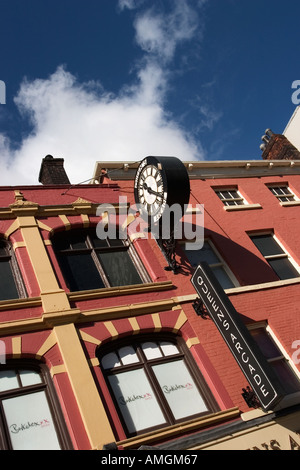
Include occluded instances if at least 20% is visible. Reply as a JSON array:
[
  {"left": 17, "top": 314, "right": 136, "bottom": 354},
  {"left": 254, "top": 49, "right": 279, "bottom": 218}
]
[{"left": 134, "top": 156, "right": 190, "bottom": 225}]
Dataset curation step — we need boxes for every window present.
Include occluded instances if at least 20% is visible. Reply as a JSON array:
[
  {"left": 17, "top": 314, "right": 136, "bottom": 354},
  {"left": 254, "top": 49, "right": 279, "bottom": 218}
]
[
  {"left": 250, "top": 234, "right": 300, "bottom": 280},
  {"left": 215, "top": 188, "right": 246, "bottom": 206},
  {"left": 250, "top": 326, "right": 300, "bottom": 396},
  {"left": 99, "top": 336, "right": 219, "bottom": 436},
  {"left": 0, "top": 361, "right": 72, "bottom": 449},
  {"left": 52, "top": 229, "right": 146, "bottom": 292},
  {"left": 268, "top": 185, "right": 297, "bottom": 203},
  {"left": 183, "top": 240, "right": 237, "bottom": 289},
  {"left": 0, "top": 240, "right": 26, "bottom": 301}
]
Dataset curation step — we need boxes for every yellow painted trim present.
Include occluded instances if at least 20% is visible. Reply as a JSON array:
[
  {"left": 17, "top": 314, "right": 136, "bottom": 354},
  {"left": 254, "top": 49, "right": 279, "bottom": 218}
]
[
  {"left": 12, "top": 336, "right": 21, "bottom": 357},
  {"left": 89, "top": 357, "right": 100, "bottom": 367},
  {"left": 50, "top": 364, "right": 67, "bottom": 377},
  {"left": 44, "top": 239, "right": 52, "bottom": 246},
  {"left": 37, "top": 220, "right": 53, "bottom": 232},
  {"left": 117, "top": 408, "right": 240, "bottom": 450},
  {"left": 173, "top": 310, "right": 187, "bottom": 332},
  {"left": 122, "top": 214, "right": 135, "bottom": 230},
  {"left": 0, "top": 295, "right": 185, "bottom": 335},
  {"left": 15, "top": 214, "right": 71, "bottom": 313},
  {"left": 151, "top": 313, "right": 162, "bottom": 331},
  {"left": 35, "top": 331, "right": 57, "bottom": 359},
  {"left": 0, "top": 296, "right": 42, "bottom": 312},
  {"left": 186, "top": 337, "right": 201, "bottom": 349},
  {"left": 104, "top": 321, "right": 118, "bottom": 339},
  {"left": 128, "top": 317, "right": 140, "bottom": 334},
  {"left": 129, "top": 232, "right": 146, "bottom": 242},
  {"left": 79, "top": 330, "right": 101, "bottom": 346},
  {"left": 54, "top": 323, "right": 114, "bottom": 449},
  {"left": 58, "top": 214, "right": 71, "bottom": 230},
  {"left": 4, "top": 219, "right": 20, "bottom": 238},
  {"left": 81, "top": 214, "right": 90, "bottom": 228},
  {"left": 67, "top": 280, "right": 173, "bottom": 302},
  {"left": 12, "top": 241, "right": 26, "bottom": 250}
]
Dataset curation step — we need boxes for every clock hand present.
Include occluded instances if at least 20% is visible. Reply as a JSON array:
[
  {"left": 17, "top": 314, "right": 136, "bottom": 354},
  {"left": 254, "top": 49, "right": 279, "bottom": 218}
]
[{"left": 143, "top": 183, "right": 163, "bottom": 197}]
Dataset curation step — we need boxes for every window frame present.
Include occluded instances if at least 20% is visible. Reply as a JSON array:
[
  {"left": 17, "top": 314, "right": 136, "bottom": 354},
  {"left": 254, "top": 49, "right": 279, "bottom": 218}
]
[
  {"left": 249, "top": 232, "right": 300, "bottom": 281},
  {"left": 0, "top": 239, "right": 27, "bottom": 301},
  {"left": 248, "top": 323, "right": 300, "bottom": 403},
  {"left": 215, "top": 187, "right": 246, "bottom": 207},
  {"left": 182, "top": 239, "right": 239, "bottom": 289},
  {"left": 52, "top": 228, "right": 149, "bottom": 292},
  {"left": 98, "top": 334, "right": 219, "bottom": 437},
  {"left": 0, "top": 360, "right": 72, "bottom": 450},
  {"left": 267, "top": 184, "right": 298, "bottom": 203}
]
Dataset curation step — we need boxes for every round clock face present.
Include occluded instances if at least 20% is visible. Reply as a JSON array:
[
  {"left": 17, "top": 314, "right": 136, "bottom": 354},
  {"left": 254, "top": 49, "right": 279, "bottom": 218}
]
[
  {"left": 134, "top": 156, "right": 190, "bottom": 226},
  {"left": 135, "top": 161, "right": 167, "bottom": 222}
]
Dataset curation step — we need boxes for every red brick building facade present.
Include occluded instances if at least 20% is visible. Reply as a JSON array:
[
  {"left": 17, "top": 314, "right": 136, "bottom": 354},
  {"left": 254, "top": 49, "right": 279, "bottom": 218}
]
[{"left": 1, "top": 139, "right": 300, "bottom": 450}]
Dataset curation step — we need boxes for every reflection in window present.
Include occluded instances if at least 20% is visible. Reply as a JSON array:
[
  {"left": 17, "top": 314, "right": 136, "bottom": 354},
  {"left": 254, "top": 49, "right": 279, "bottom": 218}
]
[
  {"left": 215, "top": 188, "right": 246, "bottom": 206},
  {"left": 99, "top": 336, "right": 219, "bottom": 436},
  {"left": 251, "top": 327, "right": 300, "bottom": 395},
  {"left": 52, "top": 229, "right": 146, "bottom": 292},
  {"left": 0, "top": 240, "right": 26, "bottom": 301},
  {"left": 268, "top": 185, "right": 297, "bottom": 203},
  {"left": 250, "top": 234, "right": 300, "bottom": 280},
  {"left": 0, "top": 362, "right": 71, "bottom": 450},
  {"left": 183, "top": 240, "right": 237, "bottom": 289}
]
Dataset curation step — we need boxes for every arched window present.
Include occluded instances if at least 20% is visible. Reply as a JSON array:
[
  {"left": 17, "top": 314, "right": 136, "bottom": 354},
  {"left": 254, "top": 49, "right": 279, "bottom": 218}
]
[
  {"left": 52, "top": 228, "right": 148, "bottom": 292},
  {"left": 98, "top": 335, "right": 219, "bottom": 437},
  {"left": 0, "top": 361, "right": 72, "bottom": 450},
  {"left": 0, "top": 239, "right": 26, "bottom": 301}
]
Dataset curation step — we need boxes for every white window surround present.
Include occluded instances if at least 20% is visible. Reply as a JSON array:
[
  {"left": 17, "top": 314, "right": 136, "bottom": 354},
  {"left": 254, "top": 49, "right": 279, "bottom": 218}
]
[
  {"left": 214, "top": 187, "right": 262, "bottom": 211},
  {"left": 247, "top": 322, "right": 300, "bottom": 410},
  {"left": 267, "top": 183, "right": 300, "bottom": 207},
  {"left": 182, "top": 239, "right": 239, "bottom": 289},
  {"left": 249, "top": 232, "right": 300, "bottom": 280}
]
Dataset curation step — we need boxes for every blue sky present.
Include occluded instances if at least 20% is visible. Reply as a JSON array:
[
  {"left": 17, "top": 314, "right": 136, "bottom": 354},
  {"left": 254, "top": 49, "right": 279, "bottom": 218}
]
[{"left": 0, "top": 0, "right": 299, "bottom": 185}]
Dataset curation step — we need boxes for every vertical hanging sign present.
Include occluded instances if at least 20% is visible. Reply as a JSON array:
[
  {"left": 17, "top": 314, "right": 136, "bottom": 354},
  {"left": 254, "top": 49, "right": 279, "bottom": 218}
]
[{"left": 191, "top": 262, "right": 283, "bottom": 411}]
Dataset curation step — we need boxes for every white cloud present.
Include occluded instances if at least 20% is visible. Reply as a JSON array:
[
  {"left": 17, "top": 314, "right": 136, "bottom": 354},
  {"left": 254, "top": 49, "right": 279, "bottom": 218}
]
[
  {"left": 134, "top": 1, "right": 199, "bottom": 63},
  {"left": 0, "top": 65, "right": 202, "bottom": 185},
  {"left": 117, "top": 0, "right": 146, "bottom": 11},
  {"left": 0, "top": 0, "right": 207, "bottom": 186}
]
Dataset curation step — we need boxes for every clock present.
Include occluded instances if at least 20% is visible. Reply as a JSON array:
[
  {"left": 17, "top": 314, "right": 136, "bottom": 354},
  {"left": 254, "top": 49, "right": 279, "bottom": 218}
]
[{"left": 134, "top": 156, "right": 190, "bottom": 225}]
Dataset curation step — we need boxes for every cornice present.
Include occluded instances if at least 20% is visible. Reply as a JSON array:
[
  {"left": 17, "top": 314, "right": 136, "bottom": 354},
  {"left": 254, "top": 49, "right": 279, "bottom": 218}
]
[
  {"left": 0, "top": 281, "right": 175, "bottom": 334},
  {"left": 0, "top": 201, "right": 130, "bottom": 219}
]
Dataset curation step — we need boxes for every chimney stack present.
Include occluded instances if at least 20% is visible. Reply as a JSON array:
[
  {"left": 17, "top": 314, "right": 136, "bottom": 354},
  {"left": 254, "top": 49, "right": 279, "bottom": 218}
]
[
  {"left": 260, "top": 130, "right": 300, "bottom": 161},
  {"left": 39, "top": 155, "right": 70, "bottom": 185}
]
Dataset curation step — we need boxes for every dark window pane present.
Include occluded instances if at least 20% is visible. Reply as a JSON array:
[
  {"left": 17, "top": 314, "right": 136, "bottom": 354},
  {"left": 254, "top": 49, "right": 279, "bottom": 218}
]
[
  {"left": 0, "top": 245, "right": 8, "bottom": 257},
  {"left": 90, "top": 237, "right": 109, "bottom": 248},
  {"left": 68, "top": 233, "right": 88, "bottom": 250},
  {"left": 52, "top": 237, "right": 70, "bottom": 251},
  {"left": 0, "top": 260, "right": 19, "bottom": 300},
  {"left": 251, "top": 328, "right": 300, "bottom": 396},
  {"left": 98, "top": 251, "right": 142, "bottom": 287},
  {"left": 251, "top": 235, "right": 284, "bottom": 256},
  {"left": 272, "top": 361, "right": 300, "bottom": 395},
  {"left": 108, "top": 238, "right": 124, "bottom": 248},
  {"left": 251, "top": 328, "right": 280, "bottom": 359},
  {"left": 184, "top": 241, "right": 219, "bottom": 266},
  {"left": 59, "top": 254, "right": 105, "bottom": 291},
  {"left": 268, "top": 258, "right": 300, "bottom": 280},
  {"left": 212, "top": 266, "right": 234, "bottom": 289}
]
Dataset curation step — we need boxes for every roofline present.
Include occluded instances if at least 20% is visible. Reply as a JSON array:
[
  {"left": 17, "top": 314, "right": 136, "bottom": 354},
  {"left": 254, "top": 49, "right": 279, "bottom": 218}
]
[{"left": 93, "top": 159, "right": 300, "bottom": 181}]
